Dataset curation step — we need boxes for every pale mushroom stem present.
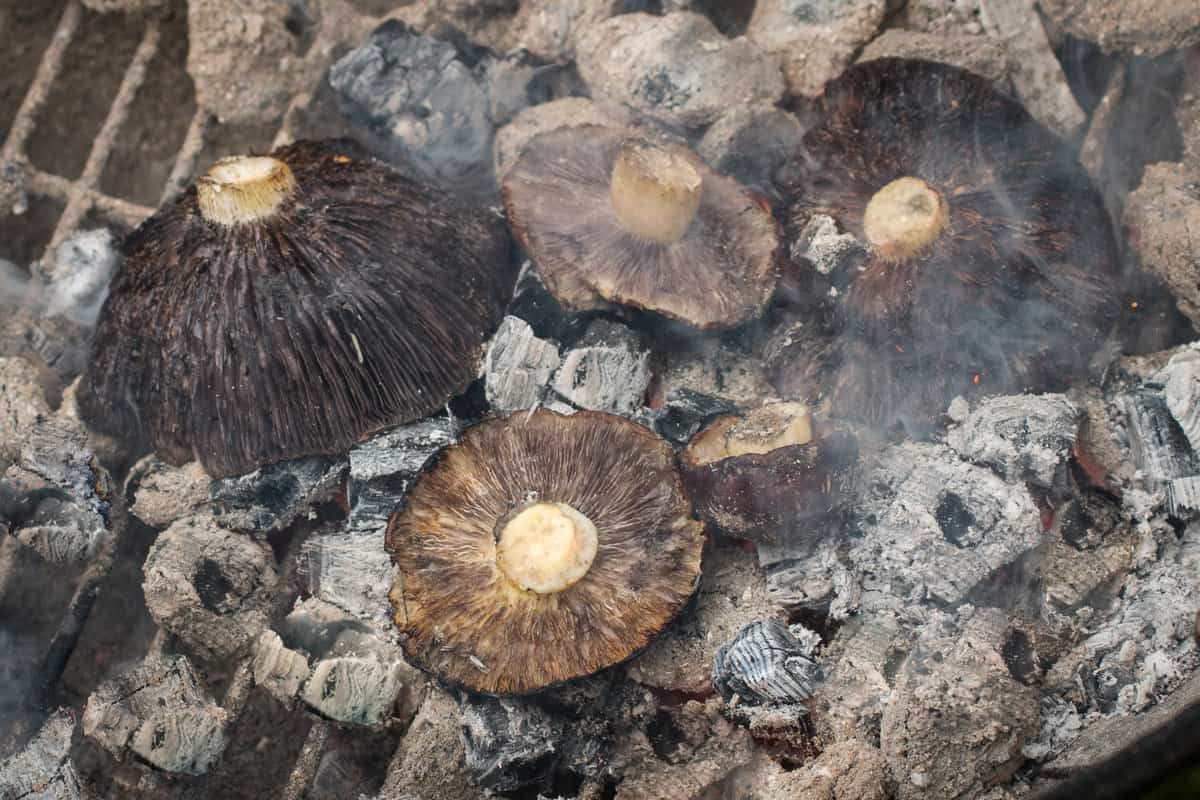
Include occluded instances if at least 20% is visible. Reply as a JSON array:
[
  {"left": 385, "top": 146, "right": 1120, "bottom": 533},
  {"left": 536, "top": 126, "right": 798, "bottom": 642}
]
[
  {"left": 610, "top": 140, "right": 703, "bottom": 244},
  {"left": 197, "top": 155, "right": 299, "bottom": 227},
  {"left": 862, "top": 176, "right": 949, "bottom": 264},
  {"left": 496, "top": 502, "right": 598, "bottom": 594}
]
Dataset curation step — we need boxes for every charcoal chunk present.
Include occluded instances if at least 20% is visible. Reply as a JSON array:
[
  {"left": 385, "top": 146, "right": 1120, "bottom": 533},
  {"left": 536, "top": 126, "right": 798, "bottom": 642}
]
[
  {"left": 82, "top": 656, "right": 228, "bottom": 776},
  {"left": 329, "top": 20, "right": 495, "bottom": 195},
  {"left": 946, "top": 393, "right": 1080, "bottom": 488},
  {"left": 484, "top": 316, "right": 560, "bottom": 412},
  {"left": 210, "top": 455, "right": 347, "bottom": 535},
  {"left": 713, "top": 620, "right": 823, "bottom": 713},
  {"left": 460, "top": 695, "right": 561, "bottom": 792}
]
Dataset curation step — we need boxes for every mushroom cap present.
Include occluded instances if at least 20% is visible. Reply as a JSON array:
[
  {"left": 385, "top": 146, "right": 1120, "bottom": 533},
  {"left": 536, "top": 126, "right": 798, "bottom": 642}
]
[
  {"left": 777, "top": 59, "right": 1121, "bottom": 429},
  {"left": 680, "top": 404, "right": 858, "bottom": 541},
  {"left": 385, "top": 408, "right": 704, "bottom": 695},
  {"left": 502, "top": 125, "right": 779, "bottom": 330},
  {"left": 79, "top": 139, "right": 514, "bottom": 478}
]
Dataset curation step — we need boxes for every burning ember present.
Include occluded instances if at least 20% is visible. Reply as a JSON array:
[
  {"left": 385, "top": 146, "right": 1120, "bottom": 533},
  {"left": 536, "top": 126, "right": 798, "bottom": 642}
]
[{"left": 1, "top": 1, "right": 1199, "bottom": 799}]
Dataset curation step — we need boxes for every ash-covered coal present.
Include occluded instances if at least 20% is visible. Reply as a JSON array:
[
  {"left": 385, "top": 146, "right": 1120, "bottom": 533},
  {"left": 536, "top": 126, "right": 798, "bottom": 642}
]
[
  {"left": 82, "top": 656, "right": 228, "bottom": 776},
  {"left": 0, "top": 708, "right": 81, "bottom": 799}
]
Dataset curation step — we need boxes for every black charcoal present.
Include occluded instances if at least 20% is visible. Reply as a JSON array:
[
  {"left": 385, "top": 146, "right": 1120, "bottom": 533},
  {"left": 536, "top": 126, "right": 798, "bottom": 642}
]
[
  {"left": 552, "top": 333, "right": 651, "bottom": 416},
  {"left": 459, "top": 695, "right": 561, "bottom": 792},
  {"left": 642, "top": 389, "right": 738, "bottom": 446},
  {"left": 1120, "top": 388, "right": 1199, "bottom": 484},
  {"left": 302, "top": 419, "right": 455, "bottom": 624},
  {"left": 210, "top": 455, "right": 347, "bottom": 535}
]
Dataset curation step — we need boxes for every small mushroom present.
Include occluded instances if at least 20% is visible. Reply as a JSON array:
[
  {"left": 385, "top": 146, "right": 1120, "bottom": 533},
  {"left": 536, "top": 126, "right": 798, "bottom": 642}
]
[
  {"left": 775, "top": 59, "right": 1121, "bottom": 429},
  {"left": 680, "top": 402, "right": 857, "bottom": 542},
  {"left": 503, "top": 125, "right": 779, "bottom": 330},
  {"left": 79, "top": 139, "right": 514, "bottom": 478},
  {"left": 386, "top": 408, "right": 704, "bottom": 694}
]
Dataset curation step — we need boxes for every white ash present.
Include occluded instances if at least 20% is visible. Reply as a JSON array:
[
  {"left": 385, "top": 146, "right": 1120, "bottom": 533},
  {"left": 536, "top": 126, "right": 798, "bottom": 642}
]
[
  {"left": 142, "top": 515, "right": 279, "bottom": 661},
  {"left": 1047, "top": 556, "right": 1198, "bottom": 716},
  {"left": 0, "top": 357, "right": 50, "bottom": 466},
  {"left": 38, "top": 229, "right": 119, "bottom": 328},
  {"left": 760, "top": 538, "right": 860, "bottom": 618},
  {"left": 279, "top": 598, "right": 426, "bottom": 726},
  {"left": 252, "top": 630, "right": 311, "bottom": 709},
  {"left": 459, "top": 695, "right": 561, "bottom": 793},
  {"left": 979, "top": 0, "right": 1086, "bottom": 138},
  {"left": 574, "top": 12, "right": 784, "bottom": 130},
  {"left": 658, "top": 338, "right": 776, "bottom": 408},
  {"left": 494, "top": 97, "right": 628, "bottom": 179},
  {"left": 945, "top": 393, "right": 1080, "bottom": 488},
  {"left": 329, "top": 21, "right": 496, "bottom": 194},
  {"left": 611, "top": 699, "right": 755, "bottom": 800},
  {"left": 808, "top": 612, "right": 901, "bottom": 739},
  {"left": 859, "top": 29, "right": 1012, "bottom": 88},
  {"left": 484, "top": 316, "right": 561, "bottom": 412},
  {"left": 1039, "top": 0, "right": 1200, "bottom": 57},
  {"left": 712, "top": 620, "right": 822, "bottom": 721},
  {"left": 302, "top": 418, "right": 455, "bottom": 625},
  {"left": 551, "top": 336, "right": 651, "bottom": 416},
  {"left": 210, "top": 454, "right": 347, "bottom": 535},
  {"left": 697, "top": 107, "right": 807, "bottom": 202},
  {"left": 1024, "top": 695, "right": 1084, "bottom": 762},
  {"left": 480, "top": 51, "right": 572, "bottom": 130},
  {"left": 791, "top": 214, "right": 868, "bottom": 277},
  {"left": 126, "top": 457, "right": 210, "bottom": 529},
  {"left": 746, "top": 0, "right": 888, "bottom": 98},
  {"left": 375, "top": 689, "right": 478, "bottom": 800},
  {"left": 728, "top": 742, "right": 889, "bottom": 800},
  {"left": 509, "top": 0, "right": 650, "bottom": 62},
  {"left": 1119, "top": 388, "right": 1199, "bottom": 485},
  {"left": 880, "top": 609, "right": 1040, "bottom": 800},
  {"left": 0, "top": 162, "right": 28, "bottom": 217},
  {"left": 15, "top": 416, "right": 109, "bottom": 517},
  {"left": 0, "top": 709, "right": 82, "bottom": 800},
  {"left": 1153, "top": 347, "right": 1200, "bottom": 454},
  {"left": 300, "top": 656, "right": 408, "bottom": 726},
  {"left": 628, "top": 546, "right": 778, "bottom": 694},
  {"left": 186, "top": 0, "right": 322, "bottom": 124},
  {"left": 849, "top": 441, "right": 1043, "bottom": 610},
  {"left": 898, "top": 0, "right": 985, "bottom": 35},
  {"left": 82, "top": 655, "right": 228, "bottom": 776},
  {"left": 4, "top": 415, "right": 111, "bottom": 563}
]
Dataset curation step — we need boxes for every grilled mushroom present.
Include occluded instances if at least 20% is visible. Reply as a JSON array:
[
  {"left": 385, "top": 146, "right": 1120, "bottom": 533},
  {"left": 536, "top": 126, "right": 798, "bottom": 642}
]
[
  {"left": 681, "top": 402, "right": 857, "bottom": 542},
  {"left": 774, "top": 59, "right": 1121, "bottom": 430},
  {"left": 386, "top": 408, "right": 704, "bottom": 694},
  {"left": 79, "top": 139, "right": 513, "bottom": 478},
  {"left": 503, "top": 125, "right": 779, "bottom": 330}
]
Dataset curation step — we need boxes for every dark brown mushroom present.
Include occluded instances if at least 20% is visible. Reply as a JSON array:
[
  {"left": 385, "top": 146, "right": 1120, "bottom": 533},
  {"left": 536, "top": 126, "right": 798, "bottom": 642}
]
[
  {"left": 680, "top": 402, "right": 858, "bottom": 542},
  {"left": 502, "top": 125, "right": 779, "bottom": 330},
  {"left": 79, "top": 139, "right": 514, "bottom": 478},
  {"left": 772, "top": 59, "right": 1121, "bottom": 430},
  {"left": 385, "top": 408, "right": 704, "bottom": 695}
]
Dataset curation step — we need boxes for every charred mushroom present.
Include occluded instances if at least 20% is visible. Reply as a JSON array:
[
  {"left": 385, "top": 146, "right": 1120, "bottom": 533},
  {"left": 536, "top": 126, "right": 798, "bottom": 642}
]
[
  {"left": 774, "top": 59, "right": 1120, "bottom": 429},
  {"left": 385, "top": 408, "right": 704, "bottom": 694},
  {"left": 681, "top": 402, "right": 857, "bottom": 542},
  {"left": 503, "top": 125, "right": 779, "bottom": 330},
  {"left": 80, "top": 139, "right": 513, "bottom": 478}
]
